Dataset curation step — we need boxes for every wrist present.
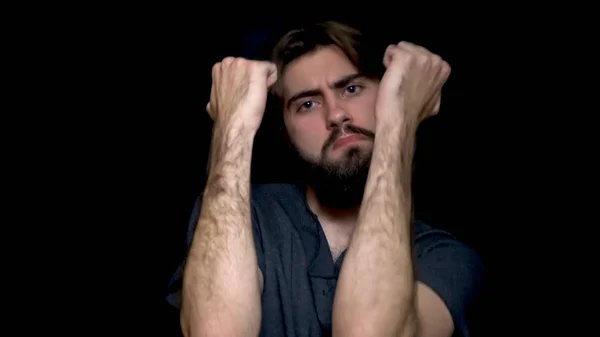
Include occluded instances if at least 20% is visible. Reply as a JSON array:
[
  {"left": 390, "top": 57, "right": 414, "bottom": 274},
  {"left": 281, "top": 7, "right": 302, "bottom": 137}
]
[
  {"left": 373, "top": 110, "right": 417, "bottom": 170},
  {"left": 213, "top": 119, "right": 257, "bottom": 143},
  {"left": 375, "top": 109, "right": 418, "bottom": 144},
  {"left": 207, "top": 120, "right": 256, "bottom": 174}
]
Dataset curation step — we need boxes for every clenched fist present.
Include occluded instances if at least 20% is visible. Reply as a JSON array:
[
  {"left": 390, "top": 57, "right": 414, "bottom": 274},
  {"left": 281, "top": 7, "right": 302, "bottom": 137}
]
[
  {"left": 207, "top": 57, "right": 277, "bottom": 133},
  {"left": 376, "top": 41, "right": 451, "bottom": 127}
]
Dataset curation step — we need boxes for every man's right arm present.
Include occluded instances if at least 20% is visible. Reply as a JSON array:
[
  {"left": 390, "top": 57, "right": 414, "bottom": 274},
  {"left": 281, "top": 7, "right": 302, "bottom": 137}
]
[{"left": 180, "top": 58, "right": 277, "bottom": 337}]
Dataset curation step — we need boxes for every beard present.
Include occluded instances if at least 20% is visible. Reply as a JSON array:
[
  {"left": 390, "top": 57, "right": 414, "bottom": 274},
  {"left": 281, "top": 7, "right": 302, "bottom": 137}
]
[{"left": 293, "top": 124, "right": 375, "bottom": 209}]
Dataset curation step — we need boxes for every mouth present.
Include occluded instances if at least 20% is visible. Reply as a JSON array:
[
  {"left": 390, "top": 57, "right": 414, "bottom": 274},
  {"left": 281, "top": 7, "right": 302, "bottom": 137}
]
[{"left": 332, "top": 133, "right": 367, "bottom": 150}]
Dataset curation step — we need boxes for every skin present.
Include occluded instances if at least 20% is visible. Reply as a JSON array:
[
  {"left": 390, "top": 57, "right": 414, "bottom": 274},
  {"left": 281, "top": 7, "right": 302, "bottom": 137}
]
[
  {"left": 282, "top": 46, "right": 379, "bottom": 259},
  {"left": 282, "top": 46, "right": 378, "bottom": 259},
  {"left": 283, "top": 45, "right": 454, "bottom": 337},
  {"left": 181, "top": 58, "right": 276, "bottom": 337},
  {"left": 182, "top": 42, "right": 454, "bottom": 337}
]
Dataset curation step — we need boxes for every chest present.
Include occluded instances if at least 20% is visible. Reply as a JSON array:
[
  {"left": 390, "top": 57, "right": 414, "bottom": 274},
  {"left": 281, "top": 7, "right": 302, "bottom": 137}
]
[{"left": 319, "top": 221, "right": 353, "bottom": 262}]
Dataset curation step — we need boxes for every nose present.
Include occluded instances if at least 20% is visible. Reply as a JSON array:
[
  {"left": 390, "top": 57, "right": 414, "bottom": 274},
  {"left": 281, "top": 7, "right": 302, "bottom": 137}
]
[{"left": 325, "top": 97, "right": 352, "bottom": 130}]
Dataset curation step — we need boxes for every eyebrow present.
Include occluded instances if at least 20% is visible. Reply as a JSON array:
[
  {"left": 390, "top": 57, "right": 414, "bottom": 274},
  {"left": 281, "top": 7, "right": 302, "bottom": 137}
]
[{"left": 286, "top": 73, "right": 365, "bottom": 111}]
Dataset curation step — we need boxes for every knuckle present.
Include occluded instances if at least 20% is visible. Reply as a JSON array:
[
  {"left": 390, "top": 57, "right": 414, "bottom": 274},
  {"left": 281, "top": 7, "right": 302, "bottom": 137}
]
[
  {"left": 403, "top": 52, "right": 415, "bottom": 63},
  {"left": 385, "top": 44, "right": 399, "bottom": 55},
  {"left": 430, "top": 54, "right": 443, "bottom": 65},
  {"left": 232, "top": 57, "right": 245, "bottom": 66},
  {"left": 444, "top": 61, "right": 451, "bottom": 71},
  {"left": 442, "top": 61, "right": 452, "bottom": 75},
  {"left": 245, "top": 61, "right": 258, "bottom": 74},
  {"left": 389, "top": 47, "right": 407, "bottom": 59},
  {"left": 415, "top": 53, "right": 427, "bottom": 64}
]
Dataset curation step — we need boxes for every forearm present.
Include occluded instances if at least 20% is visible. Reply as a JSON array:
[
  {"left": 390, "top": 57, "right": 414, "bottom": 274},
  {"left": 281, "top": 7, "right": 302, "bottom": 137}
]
[
  {"left": 181, "top": 124, "right": 261, "bottom": 337},
  {"left": 333, "top": 115, "right": 418, "bottom": 337}
]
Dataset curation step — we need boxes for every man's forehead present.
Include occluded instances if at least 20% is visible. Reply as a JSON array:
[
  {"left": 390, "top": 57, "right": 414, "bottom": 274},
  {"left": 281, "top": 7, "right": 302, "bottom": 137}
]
[
  {"left": 283, "top": 72, "right": 360, "bottom": 97},
  {"left": 282, "top": 46, "right": 358, "bottom": 97}
]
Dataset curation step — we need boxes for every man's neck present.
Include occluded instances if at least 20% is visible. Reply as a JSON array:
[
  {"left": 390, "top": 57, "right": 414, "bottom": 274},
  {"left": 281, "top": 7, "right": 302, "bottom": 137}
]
[{"left": 306, "top": 185, "right": 360, "bottom": 232}]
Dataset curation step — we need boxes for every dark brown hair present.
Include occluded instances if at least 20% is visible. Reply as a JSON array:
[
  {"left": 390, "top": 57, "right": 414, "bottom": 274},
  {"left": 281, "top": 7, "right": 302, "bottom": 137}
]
[{"left": 269, "top": 20, "right": 384, "bottom": 100}]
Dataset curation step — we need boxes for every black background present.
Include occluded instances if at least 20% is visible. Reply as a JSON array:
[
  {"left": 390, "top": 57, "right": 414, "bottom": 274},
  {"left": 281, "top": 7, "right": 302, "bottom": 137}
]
[{"left": 86, "top": 9, "right": 571, "bottom": 336}]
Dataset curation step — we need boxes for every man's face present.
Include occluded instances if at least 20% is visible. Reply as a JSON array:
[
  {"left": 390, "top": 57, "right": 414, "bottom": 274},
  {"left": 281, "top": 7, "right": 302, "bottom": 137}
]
[
  {"left": 282, "top": 45, "right": 379, "bottom": 176},
  {"left": 281, "top": 45, "right": 379, "bottom": 208}
]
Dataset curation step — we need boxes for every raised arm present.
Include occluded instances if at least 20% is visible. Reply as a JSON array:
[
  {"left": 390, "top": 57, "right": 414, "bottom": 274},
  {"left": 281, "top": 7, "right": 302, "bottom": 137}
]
[
  {"left": 180, "top": 57, "right": 277, "bottom": 337},
  {"left": 332, "top": 42, "right": 452, "bottom": 337}
]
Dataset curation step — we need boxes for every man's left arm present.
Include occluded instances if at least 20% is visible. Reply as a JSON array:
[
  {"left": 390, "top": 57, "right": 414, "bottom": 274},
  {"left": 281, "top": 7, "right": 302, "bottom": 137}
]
[
  {"left": 331, "top": 113, "right": 421, "bottom": 337},
  {"left": 332, "top": 42, "right": 483, "bottom": 337},
  {"left": 331, "top": 121, "right": 483, "bottom": 337}
]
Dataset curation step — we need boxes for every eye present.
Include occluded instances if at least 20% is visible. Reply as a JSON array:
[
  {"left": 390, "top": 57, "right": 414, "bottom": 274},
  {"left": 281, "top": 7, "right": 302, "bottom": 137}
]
[
  {"left": 297, "top": 100, "right": 316, "bottom": 112},
  {"left": 344, "top": 84, "right": 363, "bottom": 96}
]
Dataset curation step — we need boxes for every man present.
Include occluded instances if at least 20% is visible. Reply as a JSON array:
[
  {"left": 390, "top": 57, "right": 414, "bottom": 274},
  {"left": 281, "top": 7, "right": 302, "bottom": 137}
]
[{"left": 167, "top": 21, "right": 483, "bottom": 337}]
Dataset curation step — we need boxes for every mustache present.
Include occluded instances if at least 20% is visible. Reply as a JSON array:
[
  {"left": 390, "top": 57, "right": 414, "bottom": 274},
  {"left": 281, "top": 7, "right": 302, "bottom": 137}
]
[{"left": 322, "top": 124, "right": 375, "bottom": 154}]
